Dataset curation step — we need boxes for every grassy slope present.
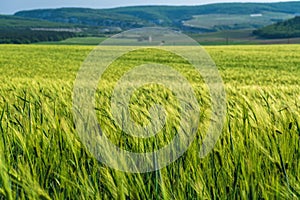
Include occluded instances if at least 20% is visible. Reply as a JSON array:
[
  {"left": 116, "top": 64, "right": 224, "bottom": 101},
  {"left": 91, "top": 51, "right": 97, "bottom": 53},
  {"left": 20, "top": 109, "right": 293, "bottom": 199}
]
[
  {"left": 189, "top": 30, "right": 300, "bottom": 45},
  {"left": 183, "top": 11, "right": 294, "bottom": 30},
  {"left": 0, "top": 44, "right": 299, "bottom": 199},
  {"left": 43, "top": 32, "right": 300, "bottom": 45},
  {"left": 37, "top": 37, "right": 107, "bottom": 45},
  {"left": 0, "top": 15, "right": 75, "bottom": 28}
]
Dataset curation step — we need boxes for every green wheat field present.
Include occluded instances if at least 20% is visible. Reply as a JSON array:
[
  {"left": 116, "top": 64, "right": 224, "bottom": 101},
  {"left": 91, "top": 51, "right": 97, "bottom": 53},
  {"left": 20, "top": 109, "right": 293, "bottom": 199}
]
[{"left": 0, "top": 44, "right": 299, "bottom": 199}]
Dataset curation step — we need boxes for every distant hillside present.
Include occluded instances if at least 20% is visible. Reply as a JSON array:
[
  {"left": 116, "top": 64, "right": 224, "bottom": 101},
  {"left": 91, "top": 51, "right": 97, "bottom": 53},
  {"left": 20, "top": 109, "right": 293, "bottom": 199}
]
[
  {"left": 2, "top": 2, "right": 300, "bottom": 44},
  {"left": 0, "top": 15, "right": 75, "bottom": 28},
  {"left": 0, "top": 15, "right": 78, "bottom": 44},
  {"left": 254, "top": 16, "right": 300, "bottom": 38},
  {"left": 15, "top": 8, "right": 148, "bottom": 29},
  {"left": 14, "top": 2, "right": 300, "bottom": 32}
]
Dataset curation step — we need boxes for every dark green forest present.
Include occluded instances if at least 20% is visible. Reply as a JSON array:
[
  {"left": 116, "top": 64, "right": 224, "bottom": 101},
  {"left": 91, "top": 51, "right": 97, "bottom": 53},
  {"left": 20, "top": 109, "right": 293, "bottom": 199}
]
[
  {"left": 254, "top": 16, "right": 300, "bottom": 39},
  {"left": 0, "top": 28, "right": 76, "bottom": 44}
]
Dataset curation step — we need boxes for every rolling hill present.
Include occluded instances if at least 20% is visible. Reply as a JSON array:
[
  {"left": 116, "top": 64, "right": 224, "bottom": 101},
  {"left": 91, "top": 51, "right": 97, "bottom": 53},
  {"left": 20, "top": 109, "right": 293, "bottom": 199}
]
[
  {"left": 0, "top": 15, "right": 78, "bottom": 44},
  {"left": 14, "top": 2, "right": 300, "bottom": 32},
  {"left": 2, "top": 1, "right": 300, "bottom": 44},
  {"left": 0, "top": 15, "right": 75, "bottom": 28}
]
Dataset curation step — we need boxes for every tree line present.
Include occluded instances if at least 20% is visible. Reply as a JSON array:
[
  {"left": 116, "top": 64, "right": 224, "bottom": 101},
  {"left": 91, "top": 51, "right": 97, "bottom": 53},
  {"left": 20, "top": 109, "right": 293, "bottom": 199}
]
[
  {"left": 253, "top": 17, "right": 300, "bottom": 39},
  {"left": 0, "top": 28, "right": 76, "bottom": 44}
]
